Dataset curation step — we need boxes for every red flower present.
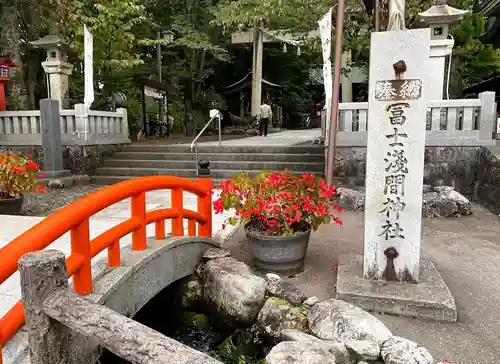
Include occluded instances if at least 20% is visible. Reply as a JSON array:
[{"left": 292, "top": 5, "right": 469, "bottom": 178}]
[
  {"left": 212, "top": 170, "right": 343, "bottom": 236},
  {"left": 213, "top": 198, "right": 224, "bottom": 214}
]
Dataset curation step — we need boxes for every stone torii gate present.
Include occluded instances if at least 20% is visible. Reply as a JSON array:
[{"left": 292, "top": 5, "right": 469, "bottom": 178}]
[{"left": 231, "top": 27, "right": 316, "bottom": 117}]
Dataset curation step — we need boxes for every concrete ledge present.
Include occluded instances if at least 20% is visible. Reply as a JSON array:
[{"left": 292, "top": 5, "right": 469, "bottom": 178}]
[{"left": 336, "top": 254, "right": 457, "bottom": 322}]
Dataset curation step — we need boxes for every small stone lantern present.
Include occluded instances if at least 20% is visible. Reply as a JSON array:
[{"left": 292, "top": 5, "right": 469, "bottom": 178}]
[
  {"left": 416, "top": 0, "right": 469, "bottom": 100},
  {"left": 30, "top": 35, "right": 73, "bottom": 108},
  {"left": 418, "top": 0, "right": 469, "bottom": 40},
  {"left": 0, "top": 56, "right": 16, "bottom": 111}
]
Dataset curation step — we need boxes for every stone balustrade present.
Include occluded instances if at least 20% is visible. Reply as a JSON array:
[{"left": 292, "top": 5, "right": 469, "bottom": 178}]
[
  {"left": 321, "top": 91, "right": 497, "bottom": 147},
  {"left": 0, "top": 103, "right": 129, "bottom": 146}
]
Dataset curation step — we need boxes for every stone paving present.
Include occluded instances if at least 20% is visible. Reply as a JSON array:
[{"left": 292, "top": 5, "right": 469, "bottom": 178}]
[
  {"left": 225, "top": 204, "right": 500, "bottom": 364},
  {"left": 199, "top": 128, "right": 321, "bottom": 146},
  {"left": 0, "top": 189, "right": 231, "bottom": 318}
]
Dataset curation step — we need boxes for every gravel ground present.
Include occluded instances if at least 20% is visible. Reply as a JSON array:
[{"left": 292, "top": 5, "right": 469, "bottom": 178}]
[{"left": 21, "top": 184, "right": 103, "bottom": 216}]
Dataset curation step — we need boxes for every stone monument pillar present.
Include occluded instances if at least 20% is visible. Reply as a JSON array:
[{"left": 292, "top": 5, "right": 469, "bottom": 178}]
[
  {"left": 417, "top": 0, "right": 469, "bottom": 100},
  {"left": 30, "top": 35, "right": 73, "bottom": 109},
  {"left": 335, "top": 28, "right": 458, "bottom": 322}
]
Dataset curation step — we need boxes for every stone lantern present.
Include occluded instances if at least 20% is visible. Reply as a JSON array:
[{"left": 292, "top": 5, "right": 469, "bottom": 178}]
[
  {"left": 30, "top": 35, "right": 73, "bottom": 108},
  {"left": 0, "top": 56, "right": 16, "bottom": 111},
  {"left": 417, "top": 0, "right": 469, "bottom": 100}
]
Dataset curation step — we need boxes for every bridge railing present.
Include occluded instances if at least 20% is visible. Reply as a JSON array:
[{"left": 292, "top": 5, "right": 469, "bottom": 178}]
[{"left": 0, "top": 161, "right": 213, "bottom": 364}]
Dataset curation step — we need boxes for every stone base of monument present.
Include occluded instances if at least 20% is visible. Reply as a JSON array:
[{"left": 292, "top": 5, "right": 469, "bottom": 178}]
[{"left": 335, "top": 254, "right": 457, "bottom": 322}]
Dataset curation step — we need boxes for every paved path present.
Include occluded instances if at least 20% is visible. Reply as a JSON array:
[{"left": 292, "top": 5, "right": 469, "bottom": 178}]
[
  {"left": 199, "top": 129, "right": 321, "bottom": 146},
  {"left": 0, "top": 189, "right": 231, "bottom": 318},
  {"left": 226, "top": 204, "right": 500, "bottom": 364}
]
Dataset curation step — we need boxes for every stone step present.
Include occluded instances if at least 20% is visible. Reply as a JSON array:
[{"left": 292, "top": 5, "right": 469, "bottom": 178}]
[
  {"left": 94, "top": 167, "right": 324, "bottom": 179},
  {"left": 90, "top": 175, "right": 228, "bottom": 186},
  {"left": 102, "top": 159, "right": 325, "bottom": 172},
  {"left": 112, "top": 152, "right": 325, "bottom": 163},
  {"left": 123, "top": 144, "right": 324, "bottom": 155}
]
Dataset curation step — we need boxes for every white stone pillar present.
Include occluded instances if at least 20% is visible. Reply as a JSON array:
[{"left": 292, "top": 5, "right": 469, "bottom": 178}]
[{"left": 364, "top": 29, "right": 431, "bottom": 283}]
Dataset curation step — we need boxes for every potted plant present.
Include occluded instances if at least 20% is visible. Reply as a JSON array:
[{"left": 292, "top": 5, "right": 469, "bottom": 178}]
[
  {"left": 213, "top": 170, "right": 343, "bottom": 274},
  {"left": 0, "top": 153, "right": 47, "bottom": 215}
]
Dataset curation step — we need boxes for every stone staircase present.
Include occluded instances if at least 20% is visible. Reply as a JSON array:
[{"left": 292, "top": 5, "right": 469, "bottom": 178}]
[{"left": 91, "top": 143, "right": 325, "bottom": 185}]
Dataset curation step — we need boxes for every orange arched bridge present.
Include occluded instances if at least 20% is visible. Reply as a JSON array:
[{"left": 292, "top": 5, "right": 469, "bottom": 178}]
[{"left": 0, "top": 161, "right": 217, "bottom": 364}]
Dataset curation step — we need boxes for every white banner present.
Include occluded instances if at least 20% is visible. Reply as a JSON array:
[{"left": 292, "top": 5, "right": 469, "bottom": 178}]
[
  {"left": 84, "top": 25, "right": 94, "bottom": 109},
  {"left": 318, "top": 8, "right": 332, "bottom": 145}
]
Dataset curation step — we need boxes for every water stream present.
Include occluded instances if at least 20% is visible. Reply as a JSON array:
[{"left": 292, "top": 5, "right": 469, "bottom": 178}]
[{"left": 99, "top": 278, "right": 268, "bottom": 364}]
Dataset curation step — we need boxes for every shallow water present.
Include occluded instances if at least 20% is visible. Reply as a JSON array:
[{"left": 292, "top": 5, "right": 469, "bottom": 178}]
[{"left": 99, "top": 278, "right": 267, "bottom": 364}]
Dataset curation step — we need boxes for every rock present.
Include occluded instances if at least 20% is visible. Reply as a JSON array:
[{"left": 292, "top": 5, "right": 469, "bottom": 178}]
[
  {"left": 381, "top": 336, "right": 433, "bottom": 364},
  {"left": 202, "top": 257, "right": 267, "bottom": 324},
  {"left": 256, "top": 297, "right": 308, "bottom": 340},
  {"left": 180, "top": 277, "right": 203, "bottom": 309},
  {"left": 202, "top": 248, "right": 231, "bottom": 261},
  {"left": 280, "top": 329, "right": 356, "bottom": 364},
  {"left": 304, "top": 296, "right": 320, "bottom": 308},
  {"left": 308, "top": 299, "right": 392, "bottom": 346},
  {"left": 344, "top": 339, "right": 380, "bottom": 361},
  {"left": 336, "top": 188, "right": 365, "bottom": 210},
  {"left": 265, "top": 273, "right": 307, "bottom": 305},
  {"left": 422, "top": 186, "right": 472, "bottom": 218},
  {"left": 266, "top": 341, "right": 338, "bottom": 364},
  {"left": 72, "top": 175, "right": 91, "bottom": 185},
  {"left": 246, "top": 128, "right": 259, "bottom": 136}
]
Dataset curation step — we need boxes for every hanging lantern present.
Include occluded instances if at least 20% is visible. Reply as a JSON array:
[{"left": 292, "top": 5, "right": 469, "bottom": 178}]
[
  {"left": 297, "top": 46, "right": 301, "bottom": 56},
  {"left": 283, "top": 43, "right": 287, "bottom": 53}
]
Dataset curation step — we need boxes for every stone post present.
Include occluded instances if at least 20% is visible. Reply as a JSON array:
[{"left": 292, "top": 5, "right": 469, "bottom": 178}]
[
  {"left": 363, "top": 29, "right": 432, "bottom": 283},
  {"left": 18, "top": 250, "right": 74, "bottom": 364},
  {"left": 117, "top": 107, "right": 129, "bottom": 140},
  {"left": 478, "top": 91, "right": 496, "bottom": 142},
  {"left": 40, "top": 99, "right": 73, "bottom": 187}
]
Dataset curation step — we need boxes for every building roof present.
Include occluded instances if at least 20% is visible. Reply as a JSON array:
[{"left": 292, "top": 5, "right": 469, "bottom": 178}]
[
  {"left": 29, "top": 35, "right": 67, "bottom": 49},
  {"left": 224, "top": 72, "right": 282, "bottom": 94},
  {"left": 0, "top": 56, "right": 15, "bottom": 67},
  {"left": 480, "top": 0, "right": 500, "bottom": 15}
]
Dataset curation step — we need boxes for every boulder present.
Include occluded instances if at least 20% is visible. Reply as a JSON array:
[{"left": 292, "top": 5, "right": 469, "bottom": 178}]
[
  {"left": 336, "top": 188, "right": 365, "bottom": 211},
  {"left": 266, "top": 341, "right": 338, "bottom": 364},
  {"left": 180, "top": 277, "right": 203, "bottom": 309},
  {"left": 280, "top": 329, "right": 355, "bottom": 364},
  {"left": 202, "top": 257, "right": 267, "bottom": 324},
  {"left": 422, "top": 186, "right": 472, "bottom": 218},
  {"left": 381, "top": 336, "right": 433, "bottom": 364},
  {"left": 202, "top": 248, "right": 231, "bottom": 262},
  {"left": 308, "top": 299, "right": 392, "bottom": 348},
  {"left": 344, "top": 339, "right": 380, "bottom": 361},
  {"left": 256, "top": 298, "right": 308, "bottom": 340},
  {"left": 265, "top": 273, "right": 307, "bottom": 305},
  {"left": 304, "top": 296, "right": 320, "bottom": 308}
]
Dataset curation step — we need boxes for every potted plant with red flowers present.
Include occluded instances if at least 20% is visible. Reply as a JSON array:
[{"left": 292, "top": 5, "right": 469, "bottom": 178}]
[
  {"left": 0, "top": 153, "right": 47, "bottom": 215},
  {"left": 213, "top": 170, "right": 343, "bottom": 274}
]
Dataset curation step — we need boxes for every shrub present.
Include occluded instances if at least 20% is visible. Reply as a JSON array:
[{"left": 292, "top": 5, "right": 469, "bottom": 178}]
[
  {"left": 213, "top": 170, "right": 343, "bottom": 236},
  {"left": 0, "top": 153, "right": 47, "bottom": 198}
]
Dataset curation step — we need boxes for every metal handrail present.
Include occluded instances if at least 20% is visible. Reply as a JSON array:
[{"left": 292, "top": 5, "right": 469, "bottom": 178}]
[{"left": 190, "top": 112, "right": 222, "bottom": 169}]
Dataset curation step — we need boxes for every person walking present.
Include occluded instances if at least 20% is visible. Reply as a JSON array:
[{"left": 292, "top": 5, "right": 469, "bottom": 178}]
[{"left": 259, "top": 100, "right": 272, "bottom": 137}]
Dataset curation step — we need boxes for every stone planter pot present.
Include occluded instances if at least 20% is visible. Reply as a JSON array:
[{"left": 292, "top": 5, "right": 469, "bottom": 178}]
[
  {"left": 0, "top": 195, "right": 23, "bottom": 215},
  {"left": 245, "top": 225, "right": 312, "bottom": 274}
]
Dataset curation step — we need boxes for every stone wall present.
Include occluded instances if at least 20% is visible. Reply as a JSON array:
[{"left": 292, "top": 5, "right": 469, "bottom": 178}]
[
  {"left": 0, "top": 144, "right": 124, "bottom": 176},
  {"left": 474, "top": 146, "right": 500, "bottom": 214},
  {"left": 333, "top": 146, "right": 480, "bottom": 194}
]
